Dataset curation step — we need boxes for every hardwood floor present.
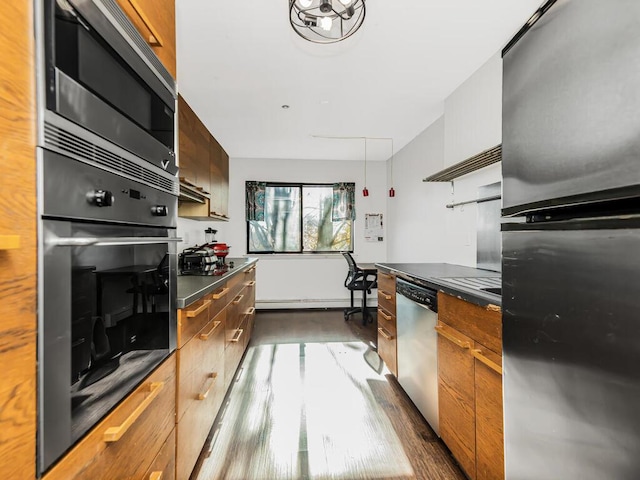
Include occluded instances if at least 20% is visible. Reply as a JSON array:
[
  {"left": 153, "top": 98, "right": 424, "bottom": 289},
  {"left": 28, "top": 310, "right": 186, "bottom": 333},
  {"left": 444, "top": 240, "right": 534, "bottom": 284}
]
[{"left": 194, "top": 309, "right": 465, "bottom": 480}]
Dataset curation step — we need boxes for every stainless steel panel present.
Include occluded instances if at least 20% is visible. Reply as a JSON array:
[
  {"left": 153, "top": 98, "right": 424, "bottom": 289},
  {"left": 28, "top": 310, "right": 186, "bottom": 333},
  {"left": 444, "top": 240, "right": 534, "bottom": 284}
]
[
  {"left": 396, "top": 293, "right": 439, "bottom": 435},
  {"left": 69, "top": 0, "right": 175, "bottom": 101},
  {"left": 477, "top": 182, "right": 501, "bottom": 272},
  {"left": 40, "top": 220, "right": 73, "bottom": 473},
  {"left": 42, "top": 148, "right": 177, "bottom": 227},
  {"left": 502, "top": 0, "right": 640, "bottom": 215},
  {"left": 56, "top": 71, "right": 177, "bottom": 175},
  {"left": 503, "top": 221, "right": 640, "bottom": 480}
]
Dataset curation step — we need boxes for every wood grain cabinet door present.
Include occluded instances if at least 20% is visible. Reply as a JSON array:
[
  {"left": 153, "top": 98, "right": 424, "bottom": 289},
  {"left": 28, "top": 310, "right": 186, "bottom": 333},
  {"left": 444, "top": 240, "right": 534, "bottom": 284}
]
[
  {"left": 473, "top": 346, "right": 504, "bottom": 480},
  {"left": 377, "top": 306, "right": 397, "bottom": 377},
  {"left": 115, "top": 0, "right": 176, "bottom": 78},
  {"left": 436, "top": 322, "right": 476, "bottom": 480}
]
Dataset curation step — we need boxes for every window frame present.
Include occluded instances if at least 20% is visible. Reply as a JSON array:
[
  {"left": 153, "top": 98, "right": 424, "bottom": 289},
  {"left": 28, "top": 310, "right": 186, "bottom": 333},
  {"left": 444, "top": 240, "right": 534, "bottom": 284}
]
[{"left": 246, "top": 181, "right": 354, "bottom": 255}]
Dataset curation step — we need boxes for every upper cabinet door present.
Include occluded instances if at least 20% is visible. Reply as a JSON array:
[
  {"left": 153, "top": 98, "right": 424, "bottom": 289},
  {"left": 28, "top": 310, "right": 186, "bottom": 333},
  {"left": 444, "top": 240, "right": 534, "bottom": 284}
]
[
  {"left": 115, "top": 0, "right": 177, "bottom": 79},
  {"left": 178, "top": 95, "right": 211, "bottom": 194}
]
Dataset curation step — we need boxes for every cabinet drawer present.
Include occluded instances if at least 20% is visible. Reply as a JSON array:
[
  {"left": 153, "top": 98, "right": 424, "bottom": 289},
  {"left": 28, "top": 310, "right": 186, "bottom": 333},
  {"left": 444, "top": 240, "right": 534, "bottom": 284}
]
[
  {"left": 224, "top": 315, "right": 248, "bottom": 390},
  {"left": 377, "top": 287, "right": 396, "bottom": 316},
  {"left": 178, "top": 297, "right": 211, "bottom": 348},
  {"left": 377, "top": 270, "right": 396, "bottom": 293},
  {"left": 226, "top": 272, "right": 245, "bottom": 307},
  {"left": 377, "top": 326, "right": 397, "bottom": 377},
  {"left": 143, "top": 428, "right": 176, "bottom": 480},
  {"left": 207, "top": 282, "right": 232, "bottom": 321},
  {"left": 176, "top": 358, "right": 225, "bottom": 480},
  {"left": 243, "top": 264, "right": 256, "bottom": 284},
  {"left": 177, "top": 309, "right": 226, "bottom": 420},
  {"left": 437, "top": 292, "right": 502, "bottom": 355},
  {"left": 377, "top": 306, "right": 396, "bottom": 336},
  {"left": 44, "top": 355, "right": 176, "bottom": 480}
]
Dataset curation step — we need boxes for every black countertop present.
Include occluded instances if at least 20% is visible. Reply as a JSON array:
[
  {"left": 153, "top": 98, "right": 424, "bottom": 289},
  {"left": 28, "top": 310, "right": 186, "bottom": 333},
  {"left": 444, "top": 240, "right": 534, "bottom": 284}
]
[
  {"left": 374, "top": 262, "right": 501, "bottom": 308},
  {"left": 177, "top": 257, "right": 259, "bottom": 308}
]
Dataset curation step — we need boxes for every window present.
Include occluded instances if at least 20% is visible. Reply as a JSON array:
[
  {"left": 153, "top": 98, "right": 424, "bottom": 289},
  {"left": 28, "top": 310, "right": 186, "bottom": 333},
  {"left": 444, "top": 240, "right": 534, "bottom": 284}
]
[{"left": 246, "top": 182, "right": 354, "bottom": 253}]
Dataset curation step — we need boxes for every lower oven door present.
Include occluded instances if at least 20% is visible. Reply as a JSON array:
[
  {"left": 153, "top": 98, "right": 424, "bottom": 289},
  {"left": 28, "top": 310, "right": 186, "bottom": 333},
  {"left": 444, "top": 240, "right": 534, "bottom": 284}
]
[{"left": 39, "top": 219, "right": 179, "bottom": 473}]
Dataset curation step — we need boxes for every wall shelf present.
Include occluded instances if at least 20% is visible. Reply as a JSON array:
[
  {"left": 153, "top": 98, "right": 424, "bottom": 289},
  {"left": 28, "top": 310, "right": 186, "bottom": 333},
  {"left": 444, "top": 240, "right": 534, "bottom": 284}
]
[{"left": 423, "top": 144, "right": 501, "bottom": 182}]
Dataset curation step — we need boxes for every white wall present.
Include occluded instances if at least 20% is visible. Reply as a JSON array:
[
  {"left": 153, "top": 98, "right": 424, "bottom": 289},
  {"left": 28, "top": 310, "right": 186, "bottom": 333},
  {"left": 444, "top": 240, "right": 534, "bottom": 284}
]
[
  {"left": 444, "top": 52, "right": 503, "bottom": 167},
  {"left": 386, "top": 53, "right": 503, "bottom": 267},
  {"left": 178, "top": 157, "right": 387, "bottom": 308}
]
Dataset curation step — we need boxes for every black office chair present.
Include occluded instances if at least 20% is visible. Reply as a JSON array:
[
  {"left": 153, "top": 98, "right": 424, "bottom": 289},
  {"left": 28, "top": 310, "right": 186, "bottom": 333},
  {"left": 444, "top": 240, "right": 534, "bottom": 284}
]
[{"left": 342, "top": 252, "right": 377, "bottom": 324}]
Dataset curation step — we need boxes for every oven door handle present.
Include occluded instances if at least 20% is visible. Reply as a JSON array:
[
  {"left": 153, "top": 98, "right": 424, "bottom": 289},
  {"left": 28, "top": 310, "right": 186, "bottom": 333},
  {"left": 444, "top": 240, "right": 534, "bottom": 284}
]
[{"left": 48, "top": 236, "right": 183, "bottom": 247}]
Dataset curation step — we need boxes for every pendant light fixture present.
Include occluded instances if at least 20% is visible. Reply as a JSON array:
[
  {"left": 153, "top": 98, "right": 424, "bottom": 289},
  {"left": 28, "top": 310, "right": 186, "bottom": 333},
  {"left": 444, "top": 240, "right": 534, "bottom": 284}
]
[
  {"left": 289, "top": 0, "right": 366, "bottom": 44},
  {"left": 389, "top": 138, "right": 395, "bottom": 197},
  {"left": 362, "top": 137, "right": 369, "bottom": 197}
]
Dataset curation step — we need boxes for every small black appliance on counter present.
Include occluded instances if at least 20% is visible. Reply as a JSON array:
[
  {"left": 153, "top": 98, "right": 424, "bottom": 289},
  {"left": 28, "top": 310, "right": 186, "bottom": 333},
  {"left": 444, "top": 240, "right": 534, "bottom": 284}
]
[{"left": 179, "top": 242, "right": 231, "bottom": 275}]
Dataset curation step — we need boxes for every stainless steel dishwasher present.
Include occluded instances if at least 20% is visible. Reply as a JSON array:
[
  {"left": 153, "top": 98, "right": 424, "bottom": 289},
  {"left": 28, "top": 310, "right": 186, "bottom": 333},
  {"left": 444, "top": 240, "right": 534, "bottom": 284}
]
[{"left": 396, "top": 278, "right": 439, "bottom": 435}]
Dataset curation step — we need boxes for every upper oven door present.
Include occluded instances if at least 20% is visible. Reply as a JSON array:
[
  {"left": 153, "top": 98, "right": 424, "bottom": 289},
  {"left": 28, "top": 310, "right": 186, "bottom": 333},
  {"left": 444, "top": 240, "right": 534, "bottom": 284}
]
[{"left": 42, "top": 0, "right": 177, "bottom": 173}]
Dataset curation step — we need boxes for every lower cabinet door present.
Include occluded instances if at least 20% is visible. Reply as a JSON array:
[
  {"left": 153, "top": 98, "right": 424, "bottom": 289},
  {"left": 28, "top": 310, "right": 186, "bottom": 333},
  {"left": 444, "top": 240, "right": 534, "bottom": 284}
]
[
  {"left": 43, "top": 355, "right": 176, "bottom": 480},
  {"left": 437, "top": 323, "right": 476, "bottom": 480},
  {"left": 224, "top": 315, "right": 248, "bottom": 390},
  {"left": 176, "top": 353, "right": 225, "bottom": 480},
  {"left": 143, "top": 428, "right": 176, "bottom": 480},
  {"left": 474, "top": 347, "right": 504, "bottom": 480},
  {"left": 377, "top": 308, "right": 397, "bottom": 377}
]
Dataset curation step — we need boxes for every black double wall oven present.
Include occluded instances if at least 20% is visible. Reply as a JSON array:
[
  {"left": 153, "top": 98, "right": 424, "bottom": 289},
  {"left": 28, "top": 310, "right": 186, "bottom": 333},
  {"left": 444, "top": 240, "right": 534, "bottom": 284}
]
[{"left": 36, "top": 0, "right": 179, "bottom": 473}]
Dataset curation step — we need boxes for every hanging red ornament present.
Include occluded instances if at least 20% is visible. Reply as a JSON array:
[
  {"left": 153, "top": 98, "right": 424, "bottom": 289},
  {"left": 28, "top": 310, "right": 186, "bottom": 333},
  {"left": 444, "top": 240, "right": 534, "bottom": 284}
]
[{"left": 362, "top": 187, "right": 369, "bottom": 197}]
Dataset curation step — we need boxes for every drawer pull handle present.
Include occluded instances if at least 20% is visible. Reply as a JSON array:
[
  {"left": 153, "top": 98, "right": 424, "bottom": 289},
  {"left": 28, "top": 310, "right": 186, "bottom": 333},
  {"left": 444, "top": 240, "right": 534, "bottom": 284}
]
[
  {"left": 379, "top": 290, "right": 393, "bottom": 300},
  {"left": 126, "top": 0, "right": 164, "bottom": 46},
  {"left": 246, "top": 280, "right": 256, "bottom": 287},
  {"left": 471, "top": 349, "right": 503, "bottom": 375},
  {"left": 435, "top": 325, "right": 471, "bottom": 349},
  {"left": 186, "top": 300, "right": 211, "bottom": 318},
  {"left": 232, "top": 294, "right": 244, "bottom": 305},
  {"left": 246, "top": 307, "right": 256, "bottom": 315},
  {"left": 244, "top": 266, "right": 256, "bottom": 274},
  {"left": 230, "top": 328, "right": 244, "bottom": 343},
  {"left": 103, "top": 381, "right": 164, "bottom": 442},
  {"left": 377, "top": 308, "right": 392, "bottom": 321},
  {"left": 199, "top": 321, "right": 222, "bottom": 340},
  {"left": 212, "top": 287, "right": 230, "bottom": 300},
  {"left": 149, "top": 472, "right": 163, "bottom": 480},
  {"left": 378, "top": 327, "right": 394, "bottom": 340},
  {"left": 197, "top": 372, "right": 218, "bottom": 400}
]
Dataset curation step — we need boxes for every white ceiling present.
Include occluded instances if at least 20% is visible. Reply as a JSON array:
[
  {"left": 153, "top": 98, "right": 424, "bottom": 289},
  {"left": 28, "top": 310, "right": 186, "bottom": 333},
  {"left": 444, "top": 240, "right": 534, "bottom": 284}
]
[{"left": 176, "top": 0, "right": 542, "bottom": 162}]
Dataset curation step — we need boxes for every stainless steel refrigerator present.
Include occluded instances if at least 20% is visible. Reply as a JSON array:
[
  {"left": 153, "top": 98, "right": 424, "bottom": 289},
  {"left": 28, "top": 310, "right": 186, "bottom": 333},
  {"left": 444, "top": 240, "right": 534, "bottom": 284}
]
[{"left": 501, "top": 1, "right": 640, "bottom": 479}]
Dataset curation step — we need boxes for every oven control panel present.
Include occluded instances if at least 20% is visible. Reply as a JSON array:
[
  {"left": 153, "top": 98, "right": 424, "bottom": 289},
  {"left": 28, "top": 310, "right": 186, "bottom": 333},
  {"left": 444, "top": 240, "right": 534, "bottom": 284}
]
[{"left": 42, "top": 149, "right": 177, "bottom": 227}]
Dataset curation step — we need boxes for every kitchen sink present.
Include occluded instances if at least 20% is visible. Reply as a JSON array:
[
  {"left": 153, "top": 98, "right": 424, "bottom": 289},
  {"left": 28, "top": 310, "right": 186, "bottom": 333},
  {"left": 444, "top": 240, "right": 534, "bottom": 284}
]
[{"left": 481, "top": 287, "right": 502, "bottom": 296}]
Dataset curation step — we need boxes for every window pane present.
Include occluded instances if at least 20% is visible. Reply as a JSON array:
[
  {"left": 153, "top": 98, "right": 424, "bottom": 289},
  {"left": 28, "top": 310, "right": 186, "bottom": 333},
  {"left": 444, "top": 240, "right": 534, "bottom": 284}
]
[
  {"left": 303, "top": 186, "right": 352, "bottom": 252},
  {"left": 251, "top": 186, "right": 301, "bottom": 252}
]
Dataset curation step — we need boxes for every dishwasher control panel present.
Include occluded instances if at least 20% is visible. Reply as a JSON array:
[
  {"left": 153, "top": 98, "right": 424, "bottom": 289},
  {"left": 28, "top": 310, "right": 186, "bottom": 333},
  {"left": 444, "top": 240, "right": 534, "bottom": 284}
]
[{"left": 397, "top": 278, "right": 438, "bottom": 311}]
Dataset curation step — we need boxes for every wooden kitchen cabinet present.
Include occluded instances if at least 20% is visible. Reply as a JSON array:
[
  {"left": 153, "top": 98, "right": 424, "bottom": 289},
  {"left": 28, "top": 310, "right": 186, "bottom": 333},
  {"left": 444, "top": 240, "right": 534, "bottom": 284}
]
[
  {"left": 43, "top": 354, "right": 177, "bottom": 480},
  {"left": 209, "top": 136, "right": 230, "bottom": 219},
  {"left": 377, "top": 270, "right": 398, "bottom": 377},
  {"left": 436, "top": 292, "right": 503, "bottom": 480},
  {"left": 115, "top": 0, "right": 177, "bottom": 78},
  {"left": 175, "top": 264, "right": 257, "bottom": 478},
  {"left": 178, "top": 95, "right": 211, "bottom": 195},
  {"left": 178, "top": 96, "right": 231, "bottom": 220},
  {"left": 0, "top": 2, "right": 37, "bottom": 477}
]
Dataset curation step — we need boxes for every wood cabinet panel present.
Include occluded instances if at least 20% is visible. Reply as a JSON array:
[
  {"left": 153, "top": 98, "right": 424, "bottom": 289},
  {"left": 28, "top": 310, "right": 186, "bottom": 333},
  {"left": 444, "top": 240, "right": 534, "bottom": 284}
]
[
  {"left": 44, "top": 355, "right": 176, "bottom": 480},
  {"left": 177, "top": 309, "right": 225, "bottom": 421},
  {"left": 177, "top": 296, "right": 211, "bottom": 348},
  {"left": 115, "top": 0, "right": 176, "bottom": 78},
  {"left": 178, "top": 95, "right": 210, "bottom": 193},
  {"left": 437, "top": 324, "right": 476, "bottom": 480},
  {"left": 474, "top": 346, "right": 504, "bottom": 480},
  {"left": 377, "top": 270, "right": 396, "bottom": 316},
  {"left": 209, "top": 136, "right": 230, "bottom": 219},
  {"left": 176, "top": 355, "right": 225, "bottom": 480},
  {"left": 438, "top": 292, "right": 502, "bottom": 355},
  {"left": 0, "top": 1, "right": 37, "bottom": 477},
  {"left": 143, "top": 428, "right": 176, "bottom": 480},
  {"left": 224, "top": 315, "right": 249, "bottom": 390},
  {"left": 377, "top": 325, "right": 397, "bottom": 377}
]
